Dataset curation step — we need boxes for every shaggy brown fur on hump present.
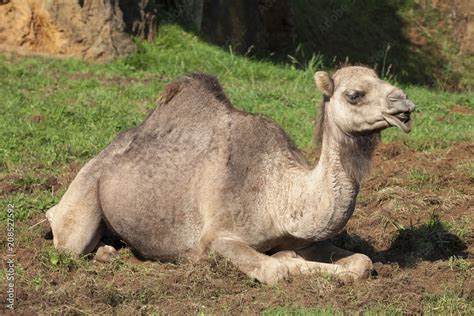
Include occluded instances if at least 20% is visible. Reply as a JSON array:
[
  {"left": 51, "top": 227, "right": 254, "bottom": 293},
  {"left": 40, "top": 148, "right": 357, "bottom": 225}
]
[
  {"left": 160, "top": 73, "right": 232, "bottom": 107},
  {"left": 160, "top": 81, "right": 183, "bottom": 104},
  {"left": 187, "top": 73, "right": 232, "bottom": 106}
]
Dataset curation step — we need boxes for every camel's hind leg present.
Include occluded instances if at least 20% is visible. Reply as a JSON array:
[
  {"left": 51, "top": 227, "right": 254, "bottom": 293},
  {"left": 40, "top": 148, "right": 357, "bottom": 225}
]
[{"left": 46, "top": 167, "right": 103, "bottom": 255}]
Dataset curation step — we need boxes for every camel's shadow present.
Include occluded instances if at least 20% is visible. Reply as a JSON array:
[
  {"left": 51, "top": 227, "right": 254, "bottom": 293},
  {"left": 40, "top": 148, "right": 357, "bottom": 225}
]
[{"left": 332, "top": 217, "right": 468, "bottom": 268}]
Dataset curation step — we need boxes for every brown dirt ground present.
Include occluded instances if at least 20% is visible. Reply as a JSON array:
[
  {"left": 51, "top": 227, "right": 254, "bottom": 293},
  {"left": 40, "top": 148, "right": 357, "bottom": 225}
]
[{"left": 1, "top": 142, "right": 473, "bottom": 314}]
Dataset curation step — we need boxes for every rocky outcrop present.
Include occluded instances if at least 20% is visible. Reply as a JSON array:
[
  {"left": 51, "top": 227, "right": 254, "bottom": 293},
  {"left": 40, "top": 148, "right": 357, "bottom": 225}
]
[{"left": 0, "top": 0, "right": 136, "bottom": 61}]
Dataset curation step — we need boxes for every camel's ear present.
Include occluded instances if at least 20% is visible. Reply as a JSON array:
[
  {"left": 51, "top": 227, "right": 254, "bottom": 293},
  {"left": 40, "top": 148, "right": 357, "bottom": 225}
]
[{"left": 314, "top": 71, "right": 334, "bottom": 97}]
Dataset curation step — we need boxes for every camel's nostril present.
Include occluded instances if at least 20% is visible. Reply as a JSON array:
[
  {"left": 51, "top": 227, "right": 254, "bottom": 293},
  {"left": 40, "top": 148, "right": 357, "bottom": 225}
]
[{"left": 387, "top": 97, "right": 416, "bottom": 115}]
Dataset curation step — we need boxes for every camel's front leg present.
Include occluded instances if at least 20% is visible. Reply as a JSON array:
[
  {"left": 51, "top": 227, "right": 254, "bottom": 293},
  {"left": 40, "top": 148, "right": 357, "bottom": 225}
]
[
  {"left": 207, "top": 236, "right": 350, "bottom": 284},
  {"left": 296, "top": 240, "right": 373, "bottom": 280}
]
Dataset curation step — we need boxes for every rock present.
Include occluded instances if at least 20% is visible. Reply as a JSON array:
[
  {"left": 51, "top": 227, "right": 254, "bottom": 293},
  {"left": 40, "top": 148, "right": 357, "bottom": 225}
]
[{"left": 0, "top": 0, "right": 136, "bottom": 61}]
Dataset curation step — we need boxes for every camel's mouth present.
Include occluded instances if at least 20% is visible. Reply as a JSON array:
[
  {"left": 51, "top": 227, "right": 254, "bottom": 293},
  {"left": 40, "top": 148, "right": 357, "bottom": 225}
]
[{"left": 382, "top": 112, "right": 412, "bottom": 133}]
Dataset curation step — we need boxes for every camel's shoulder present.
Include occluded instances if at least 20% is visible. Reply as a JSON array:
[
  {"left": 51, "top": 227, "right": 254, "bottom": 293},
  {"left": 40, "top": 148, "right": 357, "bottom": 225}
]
[{"left": 224, "top": 109, "right": 308, "bottom": 171}]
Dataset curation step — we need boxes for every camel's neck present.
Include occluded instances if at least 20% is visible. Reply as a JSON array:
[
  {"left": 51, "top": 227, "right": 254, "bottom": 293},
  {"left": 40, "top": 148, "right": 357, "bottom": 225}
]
[
  {"left": 316, "top": 125, "right": 378, "bottom": 188},
  {"left": 281, "top": 124, "right": 378, "bottom": 241}
]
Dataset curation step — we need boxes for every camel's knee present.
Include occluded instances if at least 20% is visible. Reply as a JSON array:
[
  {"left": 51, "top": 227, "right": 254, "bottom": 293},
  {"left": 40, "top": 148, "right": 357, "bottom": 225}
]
[
  {"left": 53, "top": 222, "right": 103, "bottom": 255},
  {"left": 46, "top": 203, "right": 103, "bottom": 255},
  {"left": 46, "top": 160, "right": 104, "bottom": 255}
]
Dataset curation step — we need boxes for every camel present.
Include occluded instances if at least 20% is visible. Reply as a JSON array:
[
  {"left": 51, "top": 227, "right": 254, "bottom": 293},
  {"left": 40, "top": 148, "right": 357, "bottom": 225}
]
[{"left": 46, "top": 66, "right": 416, "bottom": 284}]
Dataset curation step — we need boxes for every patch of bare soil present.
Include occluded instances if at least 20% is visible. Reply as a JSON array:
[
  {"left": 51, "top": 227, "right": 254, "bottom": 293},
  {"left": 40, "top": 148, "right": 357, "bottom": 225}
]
[
  {"left": 0, "top": 173, "right": 59, "bottom": 197},
  {"left": 451, "top": 105, "right": 473, "bottom": 116},
  {"left": 3, "top": 143, "right": 473, "bottom": 314}
]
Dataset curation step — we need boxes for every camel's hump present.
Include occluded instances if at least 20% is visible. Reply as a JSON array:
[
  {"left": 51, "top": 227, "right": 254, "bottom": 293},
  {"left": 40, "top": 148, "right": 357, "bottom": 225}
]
[{"left": 159, "top": 73, "right": 232, "bottom": 109}]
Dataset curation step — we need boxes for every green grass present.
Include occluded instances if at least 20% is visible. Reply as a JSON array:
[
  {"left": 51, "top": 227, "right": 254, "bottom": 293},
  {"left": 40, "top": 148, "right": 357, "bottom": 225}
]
[
  {"left": 448, "top": 255, "right": 472, "bottom": 272},
  {"left": 263, "top": 303, "right": 409, "bottom": 315},
  {"left": 422, "top": 292, "right": 474, "bottom": 314},
  {"left": 407, "top": 168, "right": 436, "bottom": 191},
  {"left": 1, "top": 24, "right": 473, "bottom": 223},
  {"left": 262, "top": 293, "right": 474, "bottom": 315},
  {"left": 263, "top": 307, "right": 340, "bottom": 316}
]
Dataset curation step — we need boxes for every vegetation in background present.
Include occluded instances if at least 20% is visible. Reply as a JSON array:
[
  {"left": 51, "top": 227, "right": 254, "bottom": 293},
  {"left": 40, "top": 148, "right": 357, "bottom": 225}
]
[
  {"left": 125, "top": 0, "right": 474, "bottom": 90},
  {"left": 290, "top": 0, "right": 474, "bottom": 90}
]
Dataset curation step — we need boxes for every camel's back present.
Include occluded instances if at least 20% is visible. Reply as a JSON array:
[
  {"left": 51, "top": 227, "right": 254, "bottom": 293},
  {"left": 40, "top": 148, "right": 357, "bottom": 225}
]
[{"left": 100, "top": 73, "right": 304, "bottom": 187}]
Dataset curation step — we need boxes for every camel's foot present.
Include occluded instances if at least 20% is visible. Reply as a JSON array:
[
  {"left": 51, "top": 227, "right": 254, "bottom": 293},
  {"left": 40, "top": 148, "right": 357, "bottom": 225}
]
[
  {"left": 94, "top": 245, "right": 118, "bottom": 263},
  {"left": 333, "top": 253, "right": 373, "bottom": 280},
  {"left": 296, "top": 240, "right": 373, "bottom": 281},
  {"left": 248, "top": 258, "right": 290, "bottom": 285},
  {"left": 208, "top": 235, "right": 371, "bottom": 285},
  {"left": 249, "top": 256, "right": 348, "bottom": 285}
]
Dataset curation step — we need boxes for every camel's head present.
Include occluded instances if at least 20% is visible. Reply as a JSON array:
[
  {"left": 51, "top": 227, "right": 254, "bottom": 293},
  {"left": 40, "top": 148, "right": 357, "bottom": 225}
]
[{"left": 314, "top": 66, "right": 416, "bottom": 135}]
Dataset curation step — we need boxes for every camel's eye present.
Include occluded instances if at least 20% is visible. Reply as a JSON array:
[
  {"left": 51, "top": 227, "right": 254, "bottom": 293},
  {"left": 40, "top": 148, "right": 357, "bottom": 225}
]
[{"left": 345, "top": 90, "right": 365, "bottom": 104}]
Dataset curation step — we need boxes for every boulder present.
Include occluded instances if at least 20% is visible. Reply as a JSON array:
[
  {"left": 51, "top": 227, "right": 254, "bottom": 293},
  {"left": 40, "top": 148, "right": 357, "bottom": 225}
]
[{"left": 0, "top": 0, "right": 136, "bottom": 60}]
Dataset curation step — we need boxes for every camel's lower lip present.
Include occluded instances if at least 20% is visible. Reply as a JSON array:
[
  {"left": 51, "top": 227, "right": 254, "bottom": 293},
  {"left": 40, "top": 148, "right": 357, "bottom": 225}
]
[{"left": 382, "top": 112, "right": 411, "bottom": 133}]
